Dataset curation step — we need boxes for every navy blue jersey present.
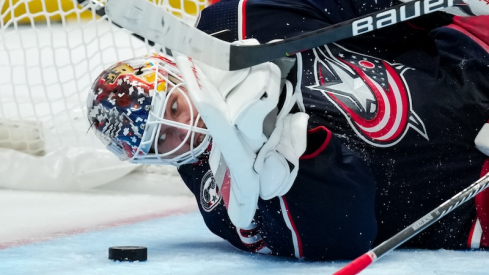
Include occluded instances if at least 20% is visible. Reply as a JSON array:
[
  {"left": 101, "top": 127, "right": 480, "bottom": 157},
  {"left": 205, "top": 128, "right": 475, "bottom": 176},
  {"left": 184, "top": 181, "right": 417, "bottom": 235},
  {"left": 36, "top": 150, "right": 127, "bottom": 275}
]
[
  {"left": 179, "top": 126, "right": 378, "bottom": 260},
  {"left": 178, "top": 0, "right": 489, "bottom": 260}
]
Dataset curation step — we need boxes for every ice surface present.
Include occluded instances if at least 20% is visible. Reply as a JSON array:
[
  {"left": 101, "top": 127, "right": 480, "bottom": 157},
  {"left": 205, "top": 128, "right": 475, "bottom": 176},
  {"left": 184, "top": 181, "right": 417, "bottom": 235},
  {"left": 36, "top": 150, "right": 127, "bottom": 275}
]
[{"left": 0, "top": 189, "right": 488, "bottom": 275}]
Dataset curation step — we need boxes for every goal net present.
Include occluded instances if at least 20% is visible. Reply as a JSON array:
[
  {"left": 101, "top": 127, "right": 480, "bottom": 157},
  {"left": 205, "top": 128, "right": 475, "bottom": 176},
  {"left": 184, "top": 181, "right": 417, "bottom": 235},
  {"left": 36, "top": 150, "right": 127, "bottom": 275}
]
[{"left": 0, "top": 0, "right": 208, "bottom": 192}]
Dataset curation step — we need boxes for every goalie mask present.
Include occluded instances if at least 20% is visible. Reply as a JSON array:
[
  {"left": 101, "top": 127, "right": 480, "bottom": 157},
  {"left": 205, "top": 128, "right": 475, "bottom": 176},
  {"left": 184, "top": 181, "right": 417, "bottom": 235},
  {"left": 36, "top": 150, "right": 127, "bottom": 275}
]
[{"left": 87, "top": 54, "right": 210, "bottom": 166}]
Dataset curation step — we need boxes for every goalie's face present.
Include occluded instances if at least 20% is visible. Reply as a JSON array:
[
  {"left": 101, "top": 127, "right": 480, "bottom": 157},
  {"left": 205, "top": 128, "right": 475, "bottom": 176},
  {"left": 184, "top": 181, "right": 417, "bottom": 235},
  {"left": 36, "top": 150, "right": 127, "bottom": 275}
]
[
  {"left": 151, "top": 81, "right": 208, "bottom": 158},
  {"left": 87, "top": 54, "right": 210, "bottom": 166}
]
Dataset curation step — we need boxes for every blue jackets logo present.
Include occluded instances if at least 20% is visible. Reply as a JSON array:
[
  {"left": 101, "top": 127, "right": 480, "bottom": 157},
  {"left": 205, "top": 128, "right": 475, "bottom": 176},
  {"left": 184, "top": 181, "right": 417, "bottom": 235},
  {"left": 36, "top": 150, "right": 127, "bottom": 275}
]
[{"left": 308, "top": 44, "right": 429, "bottom": 147}]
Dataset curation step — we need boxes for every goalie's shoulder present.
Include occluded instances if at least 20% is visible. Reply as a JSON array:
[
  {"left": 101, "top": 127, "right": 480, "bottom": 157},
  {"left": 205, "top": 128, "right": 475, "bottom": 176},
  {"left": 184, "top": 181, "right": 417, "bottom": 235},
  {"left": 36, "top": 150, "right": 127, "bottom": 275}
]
[{"left": 196, "top": 0, "right": 240, "bottom": 38}]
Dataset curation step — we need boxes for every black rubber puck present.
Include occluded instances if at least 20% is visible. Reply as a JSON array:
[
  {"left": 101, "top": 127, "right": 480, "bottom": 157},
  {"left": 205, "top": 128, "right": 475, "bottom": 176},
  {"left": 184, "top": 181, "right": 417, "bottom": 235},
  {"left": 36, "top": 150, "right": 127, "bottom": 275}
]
[{"left": 108, "top": 246, "right": 147, "bottom": 262}]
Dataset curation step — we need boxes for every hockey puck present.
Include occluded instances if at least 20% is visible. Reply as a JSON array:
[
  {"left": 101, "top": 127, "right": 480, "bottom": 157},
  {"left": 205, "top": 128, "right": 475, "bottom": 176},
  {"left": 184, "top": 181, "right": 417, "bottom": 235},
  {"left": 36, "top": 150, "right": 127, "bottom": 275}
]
[{"left": 108, "top": 246, "right": 147, "bottom": 262}]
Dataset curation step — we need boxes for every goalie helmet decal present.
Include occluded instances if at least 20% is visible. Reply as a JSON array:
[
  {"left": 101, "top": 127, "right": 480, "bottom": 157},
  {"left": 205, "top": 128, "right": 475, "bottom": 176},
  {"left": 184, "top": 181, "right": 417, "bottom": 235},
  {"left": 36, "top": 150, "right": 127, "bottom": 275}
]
[
  {"left": 88, "top": 60, "right": 154, "bottom": 160},
  {"left": 87, "top": 54, "right": 210, "bottom": 165}
]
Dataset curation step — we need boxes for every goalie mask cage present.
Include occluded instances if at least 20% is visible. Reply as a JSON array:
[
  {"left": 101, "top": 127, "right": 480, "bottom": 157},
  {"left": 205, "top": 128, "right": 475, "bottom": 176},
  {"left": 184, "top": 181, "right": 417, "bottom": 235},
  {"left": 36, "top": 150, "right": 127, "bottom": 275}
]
[{"left": 0, "top": 0, "right": 207, "bottom": 190}]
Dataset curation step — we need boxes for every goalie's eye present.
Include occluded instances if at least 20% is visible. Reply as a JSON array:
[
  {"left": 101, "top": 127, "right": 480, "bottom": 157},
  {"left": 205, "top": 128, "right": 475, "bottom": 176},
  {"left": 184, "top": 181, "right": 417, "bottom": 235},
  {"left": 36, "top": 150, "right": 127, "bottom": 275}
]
[
  {"left": 158, "top": 133, "right": 167, "bottom": 144},
  {"left": 171, "top": 100, "right": 178, "bottom": 114}
]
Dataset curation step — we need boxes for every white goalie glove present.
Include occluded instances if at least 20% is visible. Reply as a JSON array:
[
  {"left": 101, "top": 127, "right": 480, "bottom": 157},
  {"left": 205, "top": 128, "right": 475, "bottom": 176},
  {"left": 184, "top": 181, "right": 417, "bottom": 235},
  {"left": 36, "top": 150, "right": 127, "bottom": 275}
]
[
  {"left": 444, "top": 0, "right": 489, "bottom": 16},
  {"left": 174, "top": 40, "right": 308, "bottom": 227},
  {"left": 476, "top": 121, "right": 489, "bottom": 156},
  {"left": 399, "top": 0, "right": 489, "bottom": 16},
  {"left": 253, "top": 81, "right": 309, "bottom": 200}
]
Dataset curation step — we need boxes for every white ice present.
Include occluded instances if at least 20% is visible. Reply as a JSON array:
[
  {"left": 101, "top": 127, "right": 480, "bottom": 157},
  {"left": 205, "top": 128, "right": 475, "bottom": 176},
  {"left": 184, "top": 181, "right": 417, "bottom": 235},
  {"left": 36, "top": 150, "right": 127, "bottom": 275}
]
[{"left": 1, "top": 187, "right": 489, "bottom": 275}]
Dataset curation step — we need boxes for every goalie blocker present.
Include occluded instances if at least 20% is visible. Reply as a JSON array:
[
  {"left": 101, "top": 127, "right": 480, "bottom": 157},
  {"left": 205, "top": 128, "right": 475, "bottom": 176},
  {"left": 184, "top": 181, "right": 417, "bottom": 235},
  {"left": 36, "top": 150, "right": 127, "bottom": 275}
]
[{"left": 174, "top": 42, "right": 308, "bottom": 227}]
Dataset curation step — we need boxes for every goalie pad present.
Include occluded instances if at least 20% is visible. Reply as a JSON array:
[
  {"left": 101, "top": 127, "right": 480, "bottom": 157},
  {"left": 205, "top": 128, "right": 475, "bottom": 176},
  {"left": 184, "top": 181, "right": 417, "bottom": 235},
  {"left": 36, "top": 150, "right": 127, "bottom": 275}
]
[
  {"left": 174, "top": 40, "right": 282, "bottom": 227},
  {"left": 257, "top": 112, "right": 309, "bottom": 200},
  {"left": 174, "top": 39, "right": 307, "bottom": 227}
]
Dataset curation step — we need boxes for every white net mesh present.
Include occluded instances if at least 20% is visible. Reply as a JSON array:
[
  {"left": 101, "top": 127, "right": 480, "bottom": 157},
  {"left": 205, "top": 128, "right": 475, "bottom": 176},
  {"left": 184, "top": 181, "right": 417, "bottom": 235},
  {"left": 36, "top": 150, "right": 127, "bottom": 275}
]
[{"left": 0, "top": 0, "right": 208, "bottom": 191}]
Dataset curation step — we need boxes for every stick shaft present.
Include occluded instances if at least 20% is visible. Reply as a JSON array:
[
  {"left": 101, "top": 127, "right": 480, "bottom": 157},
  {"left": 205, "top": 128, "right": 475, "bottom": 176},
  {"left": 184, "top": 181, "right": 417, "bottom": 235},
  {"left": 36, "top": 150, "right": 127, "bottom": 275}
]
[
  {"left": 106, "top": 0, "right": 462, "bottom": 70},
  {"left": 229, "top": 0, "right": 462, "bottom": 70},
  {"left": 334, "top": 172, "right": 489, "bottom": 275}
]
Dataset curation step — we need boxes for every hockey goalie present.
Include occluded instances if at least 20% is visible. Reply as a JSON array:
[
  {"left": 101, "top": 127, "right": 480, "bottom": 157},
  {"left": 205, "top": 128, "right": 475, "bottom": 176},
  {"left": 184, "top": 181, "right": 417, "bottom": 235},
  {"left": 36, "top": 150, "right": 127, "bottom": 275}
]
[{"left": 87, "top": 0, "right": 489, "bottom": 261}]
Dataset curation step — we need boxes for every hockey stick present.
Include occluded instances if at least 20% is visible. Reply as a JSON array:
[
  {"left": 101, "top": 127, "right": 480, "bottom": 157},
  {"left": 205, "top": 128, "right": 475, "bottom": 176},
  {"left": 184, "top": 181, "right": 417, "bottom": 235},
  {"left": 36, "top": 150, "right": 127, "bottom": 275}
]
[
  {"left": 333, "top": 172, "right": 489, "bottom": 275},
  {"left": 105, "top": 0, "right": 464, "bottom": 71},
  {"left": 75, "top": 0, "right": 166, "bottom": 50}
]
